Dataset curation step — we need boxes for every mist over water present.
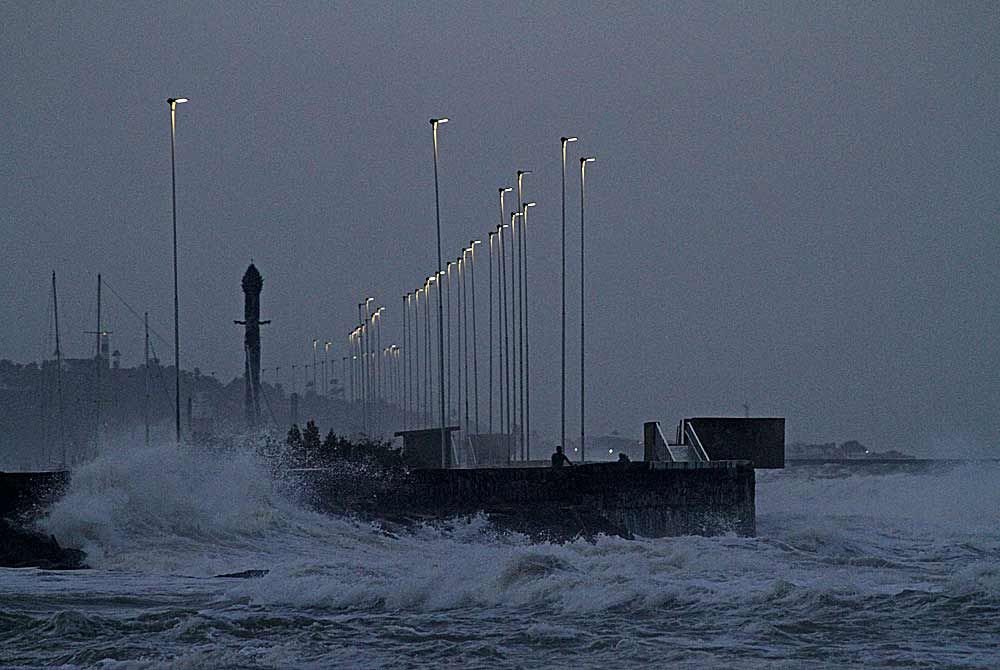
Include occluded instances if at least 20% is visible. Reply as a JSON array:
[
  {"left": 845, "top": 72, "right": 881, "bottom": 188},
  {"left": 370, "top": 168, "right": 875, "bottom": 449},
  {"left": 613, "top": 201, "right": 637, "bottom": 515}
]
[{"left": 2, "top": 443, "right": 997, "bottom": 668}]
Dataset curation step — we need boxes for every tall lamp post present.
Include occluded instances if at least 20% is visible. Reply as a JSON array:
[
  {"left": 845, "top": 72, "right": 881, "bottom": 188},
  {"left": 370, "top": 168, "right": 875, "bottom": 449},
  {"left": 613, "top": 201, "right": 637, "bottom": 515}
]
[
  {"left": 167, "top": 96, "right": 188, "bottom": 445},
  {"left": 520, "top": 201, "right": 536, "bottom": 459},
  {"left": 509, "top": 211, "right": 520, "bottom": 459},
  {"left": 487, "top": 231, "right": 496, "bottom": 435},
  {"left": 560, "top": 136, "right": 577, "bottom": 453},
  {"left": 456, "top": 256, "right": 465, "bottom": 434},
  {"left": 446, "top": 261, "right": 455, "bottom": 424},
  {"left": 469, "top": 239, "right": 481, "bottom": 434},
  {"left": 430, "top": 118, "right": 449, "bottom": 466},
  {"left": 497, "top": 187, "right": 512, "bottom": 438},
  {"left": 414, "top": 287, "right": 422, "bottom": 427},
  {"left": 357, "top": 302, "right": 367, "bottom": 434},
  {"left": 373, "top": 307, "right": 384, "bottom": 435},
  {"left": 579, "top": 156, "right": 596, "bottom": 461},
  {"left": 509, "top": 212, "right": 522, "bottom": 458},
  {"left": 424, "top": 276, "right": 434, "bottom": 427},
  {"left": 515, "top": 171, "right": 531, "bottom": 459},
  {"left": 402, "top": 294, "right": 409, "bottom": 430},
  {"left": 461, "top": 248, "right": 471, "bottom": 436},
  {"left": 497, "top": 223, "right": 511, "bottom": 460}
]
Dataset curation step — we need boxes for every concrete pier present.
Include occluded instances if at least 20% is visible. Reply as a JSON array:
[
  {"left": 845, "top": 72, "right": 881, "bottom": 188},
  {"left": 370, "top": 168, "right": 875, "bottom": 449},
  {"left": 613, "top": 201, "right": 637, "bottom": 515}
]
[{"left": 295, "top": 460, "right": 755, "bottom": 539}]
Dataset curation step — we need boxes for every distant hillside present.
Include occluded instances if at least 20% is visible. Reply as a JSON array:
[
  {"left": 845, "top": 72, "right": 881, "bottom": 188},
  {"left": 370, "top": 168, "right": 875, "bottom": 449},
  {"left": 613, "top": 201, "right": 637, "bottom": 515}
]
[{"left": 788, "top": 439, "right": 913, "bottom": 460}]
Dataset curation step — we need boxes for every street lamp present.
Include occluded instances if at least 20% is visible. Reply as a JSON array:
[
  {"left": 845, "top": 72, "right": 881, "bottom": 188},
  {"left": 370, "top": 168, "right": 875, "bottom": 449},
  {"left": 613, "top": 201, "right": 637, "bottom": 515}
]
[
  {"left": 402, "top": 293, "right": 409, "bottom": 430},
  {"left": 461, "top": 247, "right": 471, "bottom": 436},
  {"left": 580, "top": 156, "right": 596, "bottom": 461},
  {"left": 424, "top": 275, "right": 436, "bottom": 426},
  {"left": 446, "top": 260, "right": 455, "bottom": 424},
  {"left": 497, "top": 223, "right": 511, "bottom": 460},
  {"left": 458, "top": 258, "right": 465, "bottom": 433},
  {"left": 469, "top": 239, "right": 482, "bottom": 435},
  {"left": 514, "top": 170, "right": 531, "bottom": 462},
  {"left": 357, "top": 301, "right": 368, "bottom": 434},
  {"left": 497, "top": 187, "right": 512, "bottom": 439},
  {"left": 430, "top": 117, "right": 449, "bottom": 466},
  {"left": 373, "top": 307, "right": 385, "bottom": 435},
  {"left": 520, "top": 201, "right": 536, "bottom": 460},
  {"left": 560, "top": 136, "right": 577, "bottom": 453},
  {"left": 414, "top": 287, "right": 423, "bottom": 427},
  {"left": 487, "top": 231, "right": 496, "bottom": 435},
  {"left": 364, "top": 297, "right": 375, "bottom": 426},
  {"left": 348, "top": 331, "right": 356, "bottom": 405},
  {"left": 167, "top": 96, "right": 188, "bottom": 444},
  {"left": 509, "top": 212, "right": 522, "bottom": 459}
]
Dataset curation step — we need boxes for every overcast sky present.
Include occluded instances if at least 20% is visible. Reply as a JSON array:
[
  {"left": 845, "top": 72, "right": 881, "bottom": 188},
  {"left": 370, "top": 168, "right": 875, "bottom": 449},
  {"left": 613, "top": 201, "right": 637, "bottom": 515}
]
[{"left": 2, "top": 2, "right": 997, "bottom": 455}]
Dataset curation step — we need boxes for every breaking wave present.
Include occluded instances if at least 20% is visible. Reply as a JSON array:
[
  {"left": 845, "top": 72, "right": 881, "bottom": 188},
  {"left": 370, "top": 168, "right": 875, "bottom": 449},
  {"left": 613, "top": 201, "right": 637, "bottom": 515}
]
[{"left": 19, "top": 444, "right": 1000, "bottom": 667}]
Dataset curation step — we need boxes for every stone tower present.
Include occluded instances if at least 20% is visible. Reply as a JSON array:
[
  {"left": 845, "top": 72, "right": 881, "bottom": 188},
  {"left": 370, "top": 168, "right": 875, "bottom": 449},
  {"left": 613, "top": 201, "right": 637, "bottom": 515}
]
[{"left": 235, "top": 263, "right": 269, "bottom": 428}]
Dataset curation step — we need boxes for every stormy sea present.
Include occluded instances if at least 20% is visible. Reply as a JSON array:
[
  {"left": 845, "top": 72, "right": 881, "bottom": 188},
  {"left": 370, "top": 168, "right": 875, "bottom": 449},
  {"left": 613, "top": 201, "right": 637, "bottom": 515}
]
[{"left": 1, "top": 444, "right": 997, "bottom": 668}]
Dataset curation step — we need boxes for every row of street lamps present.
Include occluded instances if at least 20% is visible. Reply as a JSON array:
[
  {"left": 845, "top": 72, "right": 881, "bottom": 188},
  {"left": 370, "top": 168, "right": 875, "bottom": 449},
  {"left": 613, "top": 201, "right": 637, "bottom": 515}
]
[
  {"left": 392, "top": 120, "right": 598, "bottom": 465},
  {"left": 168, "top": 101, "right": 596, "bottom": 459}
]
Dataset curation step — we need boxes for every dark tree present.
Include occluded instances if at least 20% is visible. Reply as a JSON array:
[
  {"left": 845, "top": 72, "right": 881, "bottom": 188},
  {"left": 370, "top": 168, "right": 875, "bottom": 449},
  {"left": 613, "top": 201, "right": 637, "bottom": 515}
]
[
  {"left": 302, "top": 420, "right": 321, "bottom": 465},
  {"left": 286, "top": 424, "right": 302, "bottom": 451},
  {"left": 321, "top": 429, "right": 338, "bottom": 464}
]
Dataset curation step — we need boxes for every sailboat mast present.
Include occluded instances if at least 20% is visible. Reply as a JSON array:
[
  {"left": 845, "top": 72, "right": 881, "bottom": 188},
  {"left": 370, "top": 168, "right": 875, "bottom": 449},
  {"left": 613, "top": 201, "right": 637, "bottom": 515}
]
[
  {"left": 144, "top": 312, "right": 150, "bottom": 448},
  {"left": 52, "top": 271, "right": 65, "bottom": 469},
  {"left": 94, "top": 273, "right": 102, "bottom": 456}
]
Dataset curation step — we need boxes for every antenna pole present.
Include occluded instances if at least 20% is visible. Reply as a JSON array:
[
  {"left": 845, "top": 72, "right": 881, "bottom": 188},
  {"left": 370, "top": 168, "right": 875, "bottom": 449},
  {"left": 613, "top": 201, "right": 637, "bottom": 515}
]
[
  {"left": 144, "top": 312, "right": 150, "bottom": 447},
  {"left": 94, "top": 273, "right": 102, "bottom": 457},
  {"left": 52, "top": 271, "right": 65, "bottom": 469}
]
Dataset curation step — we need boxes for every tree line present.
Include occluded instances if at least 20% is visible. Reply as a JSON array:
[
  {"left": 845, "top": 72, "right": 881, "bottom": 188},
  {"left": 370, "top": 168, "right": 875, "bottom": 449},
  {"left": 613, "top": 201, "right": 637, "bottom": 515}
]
[{"left": 284, "top": 420, "right": 403, "bottom": 469}]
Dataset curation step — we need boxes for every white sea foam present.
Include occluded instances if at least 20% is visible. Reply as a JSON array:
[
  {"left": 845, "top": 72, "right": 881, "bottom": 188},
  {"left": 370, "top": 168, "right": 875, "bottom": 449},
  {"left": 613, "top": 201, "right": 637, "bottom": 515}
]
[{"left": 21, "top": 444, "right": 999, "bottom": 667}]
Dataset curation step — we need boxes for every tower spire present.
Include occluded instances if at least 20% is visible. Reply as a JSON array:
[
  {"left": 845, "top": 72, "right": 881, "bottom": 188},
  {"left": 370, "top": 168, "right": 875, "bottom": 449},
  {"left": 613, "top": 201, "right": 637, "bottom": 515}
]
[{"left": 235, "top": 263, "right": 270, "bottom": 428}]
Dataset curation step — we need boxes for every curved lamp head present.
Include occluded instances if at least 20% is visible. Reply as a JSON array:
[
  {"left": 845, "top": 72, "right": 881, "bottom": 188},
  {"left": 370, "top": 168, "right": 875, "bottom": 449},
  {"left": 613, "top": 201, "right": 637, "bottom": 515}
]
[
  {"left": 167, "top": 97, "right": 189, "bottom": 105},
  {"left": 499, "top": 186, "right": 512, "bottom": 194},
  {"left": 581, "top": 156, "right": 597, "bottom": 164},
  {"left": 430, "top": 117, "right": 449, "bottom": 125},
  {"left": 523, "top": 201, "right": 536, "bottom": 210},
  {"left": 561, "top": 136, "right": 578, "bottom": 144},
  {"left": 517, "top": 170, "right": 533, "bottom": 177}
]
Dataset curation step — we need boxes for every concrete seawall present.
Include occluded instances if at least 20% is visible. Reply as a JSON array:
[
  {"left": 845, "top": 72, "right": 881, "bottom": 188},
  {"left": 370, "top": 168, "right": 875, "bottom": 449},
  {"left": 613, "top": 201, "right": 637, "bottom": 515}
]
[{"left": 295, "top": 461, "right": 756, "bottom": 539}]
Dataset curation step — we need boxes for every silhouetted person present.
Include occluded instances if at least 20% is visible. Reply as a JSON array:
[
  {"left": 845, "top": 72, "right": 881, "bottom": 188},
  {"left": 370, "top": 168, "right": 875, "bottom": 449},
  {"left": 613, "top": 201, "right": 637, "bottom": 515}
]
[
  {"left": 551, "top": 445, "right": 573, "bottom": 468},
  {"left": 617, "top": 452, "right": 631, "bottom": 463}
]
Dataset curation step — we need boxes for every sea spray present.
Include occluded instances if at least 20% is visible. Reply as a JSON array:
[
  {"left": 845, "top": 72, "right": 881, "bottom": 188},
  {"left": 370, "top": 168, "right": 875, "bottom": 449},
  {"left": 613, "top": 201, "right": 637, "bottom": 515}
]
[
  {"left": 42, "top": 440, "right": 319, "bottom": 573},
  {"left": 10, "top": 450, "right": 998, "bottom": 667}
]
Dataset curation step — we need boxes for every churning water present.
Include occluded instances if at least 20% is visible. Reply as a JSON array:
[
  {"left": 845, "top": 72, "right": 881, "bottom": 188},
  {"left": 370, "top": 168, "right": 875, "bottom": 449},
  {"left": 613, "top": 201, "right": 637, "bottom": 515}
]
[{"left": 1, "top": 443, "right": 998, "bottom": 668}]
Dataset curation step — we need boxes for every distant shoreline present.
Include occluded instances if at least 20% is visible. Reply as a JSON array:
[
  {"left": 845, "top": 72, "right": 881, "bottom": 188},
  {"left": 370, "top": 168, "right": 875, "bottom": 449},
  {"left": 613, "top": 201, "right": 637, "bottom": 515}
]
[{"left": 786, "top": 458, "right": 1000, "bottom": 465}]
